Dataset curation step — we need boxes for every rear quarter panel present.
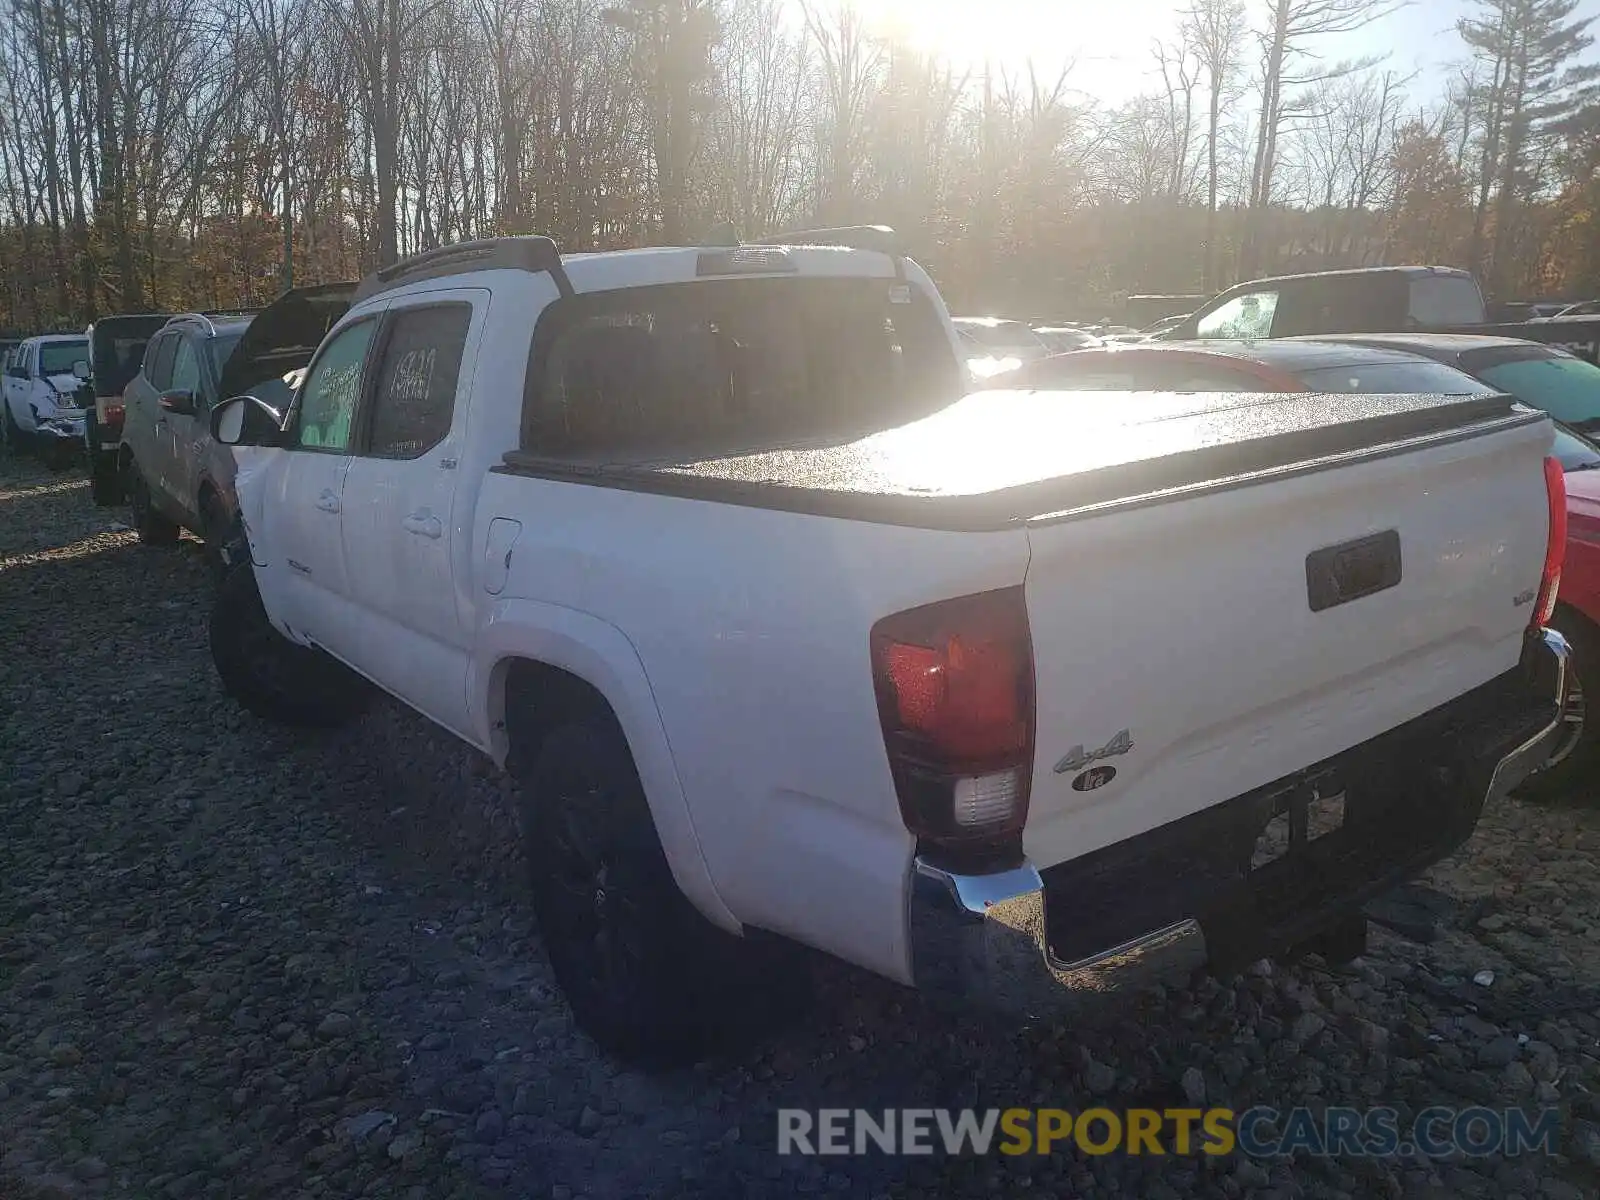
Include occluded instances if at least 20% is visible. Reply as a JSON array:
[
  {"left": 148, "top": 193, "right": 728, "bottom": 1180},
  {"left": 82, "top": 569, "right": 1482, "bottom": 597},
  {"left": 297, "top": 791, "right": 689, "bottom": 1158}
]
[{"left": 472, "top": 471, "right": 1031, "bottom": 982}]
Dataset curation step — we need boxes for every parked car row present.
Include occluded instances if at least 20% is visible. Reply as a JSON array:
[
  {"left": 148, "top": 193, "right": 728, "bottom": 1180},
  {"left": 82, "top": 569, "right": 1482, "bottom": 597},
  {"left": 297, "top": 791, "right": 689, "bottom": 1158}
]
[
  {"left": 22, "top": 232, "right": 1581, "bottom": 1072},
  {"left": 0, "top": 290, "right": 352, "bottom": 574}
]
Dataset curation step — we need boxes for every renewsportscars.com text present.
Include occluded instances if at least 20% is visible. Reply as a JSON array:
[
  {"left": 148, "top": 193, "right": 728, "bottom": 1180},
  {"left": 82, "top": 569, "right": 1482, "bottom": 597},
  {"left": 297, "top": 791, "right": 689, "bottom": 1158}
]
[{"left": 777, "top": 1106, "right": 1559, "bottom": 1158}]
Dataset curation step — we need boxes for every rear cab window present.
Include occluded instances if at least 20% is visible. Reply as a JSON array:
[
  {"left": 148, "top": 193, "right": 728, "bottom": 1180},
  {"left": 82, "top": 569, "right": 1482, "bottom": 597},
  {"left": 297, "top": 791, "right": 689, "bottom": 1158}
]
[
  {"left": 1409, "top": 275, "right": 1486, "bottom": 327},
  {"left": 522, "top": 276, "right": 962, "bottom": 458},
  {"left": 93, "top": 327, "right": 160, "bottom": 397}
]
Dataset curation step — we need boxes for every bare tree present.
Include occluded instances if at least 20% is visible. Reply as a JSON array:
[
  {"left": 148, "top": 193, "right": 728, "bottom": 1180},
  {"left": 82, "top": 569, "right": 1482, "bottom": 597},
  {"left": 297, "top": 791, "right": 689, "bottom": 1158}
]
[
  {"left": 802, "top": 0, "right": 885, "bottom": 223},
  {"left": 1241, "top": 0, "right": 1399, "bottom": 276},
  {"left": 1185, "top": 0, "right": 1249, "bottom": 287}
]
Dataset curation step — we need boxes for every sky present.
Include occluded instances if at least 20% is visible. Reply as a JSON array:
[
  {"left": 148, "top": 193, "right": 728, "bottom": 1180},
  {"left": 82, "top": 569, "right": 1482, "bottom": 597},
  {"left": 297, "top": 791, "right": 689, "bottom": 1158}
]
[{"left": 844, "top": 0, "right": 1600, "bottom": 107}]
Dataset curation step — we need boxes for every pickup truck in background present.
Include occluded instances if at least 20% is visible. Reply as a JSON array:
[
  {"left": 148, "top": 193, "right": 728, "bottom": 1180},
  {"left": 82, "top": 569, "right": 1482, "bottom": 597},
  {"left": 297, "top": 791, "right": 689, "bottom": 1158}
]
[
  {"left": 205, "top": 232, "right": 1572, "bottom": 1064},
  {"left": 1161, "top": 264, "right": 1600, "bottom": 365}
]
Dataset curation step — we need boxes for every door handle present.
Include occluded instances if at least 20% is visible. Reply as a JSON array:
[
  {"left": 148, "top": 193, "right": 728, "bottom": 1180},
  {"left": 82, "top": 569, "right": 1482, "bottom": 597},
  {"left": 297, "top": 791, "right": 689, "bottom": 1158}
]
[
  {"left": 402, "top": 512, "right": 443, "bottom": 539},
  {"left": 314, "top": 489, "right": 341, "bottom": 514}
]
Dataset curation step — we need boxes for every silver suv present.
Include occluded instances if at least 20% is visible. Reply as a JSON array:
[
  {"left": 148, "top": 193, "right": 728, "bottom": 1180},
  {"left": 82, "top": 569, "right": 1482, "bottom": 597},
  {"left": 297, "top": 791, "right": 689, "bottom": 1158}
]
[{"left": 119, "top": 284, "right": 356, "bottom": 576}]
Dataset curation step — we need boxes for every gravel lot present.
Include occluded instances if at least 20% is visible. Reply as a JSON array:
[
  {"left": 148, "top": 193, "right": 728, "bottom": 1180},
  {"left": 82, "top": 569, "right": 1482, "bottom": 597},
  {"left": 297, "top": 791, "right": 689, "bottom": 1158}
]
[{"left": 5, "top": 447, "right": 1600, "bottom": 1199}]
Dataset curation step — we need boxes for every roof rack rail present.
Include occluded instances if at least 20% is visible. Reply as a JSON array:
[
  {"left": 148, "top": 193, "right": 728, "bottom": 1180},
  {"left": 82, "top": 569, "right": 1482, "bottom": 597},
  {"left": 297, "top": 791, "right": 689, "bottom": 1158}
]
[
  {"left": 161, "top": 312, "right": 219, "bottom": 337},
  {"left": 159, "top": 309, "right": 257, "bottom": 338},
  {"left": 354, "top": 235, "right": 573, "bottom": 303}
]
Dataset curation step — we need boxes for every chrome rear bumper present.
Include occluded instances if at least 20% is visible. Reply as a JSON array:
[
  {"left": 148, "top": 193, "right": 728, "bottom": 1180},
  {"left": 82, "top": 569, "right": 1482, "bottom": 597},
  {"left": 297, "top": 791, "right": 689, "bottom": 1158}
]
[
  {"left": 908, "top": 627, "right": 1571, "bottom": 1017},
  {"left": 909, "top": 860, "right": 1208, "bottom": 1018}
]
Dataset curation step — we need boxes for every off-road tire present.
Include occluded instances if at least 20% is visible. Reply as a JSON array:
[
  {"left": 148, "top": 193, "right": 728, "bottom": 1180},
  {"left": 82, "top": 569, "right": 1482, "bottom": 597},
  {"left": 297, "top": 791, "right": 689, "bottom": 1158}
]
[
  {"left": 209, "top": 564, "right": 372, "bottom": 728},
  {"left": 127, "top": 465, "right": 180, "bottom": 546},
  {"left": 520, "top": 718, "right": 808, "bottom": 1065},
  {"left": 1, "top": 404, "right": 21, "bottom": 456},
  {"left": 43, "top": 438, "right": 76, "bottom": 472},
  {"left": 90, "top": 453, "right": 122, "bottom": 506}
]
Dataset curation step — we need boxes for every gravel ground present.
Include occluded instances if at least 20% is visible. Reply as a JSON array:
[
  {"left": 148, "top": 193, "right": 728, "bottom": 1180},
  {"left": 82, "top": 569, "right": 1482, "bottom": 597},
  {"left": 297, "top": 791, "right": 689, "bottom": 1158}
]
[{"left": 5, "top": 447, "right": 1600, "bottom": 1200}]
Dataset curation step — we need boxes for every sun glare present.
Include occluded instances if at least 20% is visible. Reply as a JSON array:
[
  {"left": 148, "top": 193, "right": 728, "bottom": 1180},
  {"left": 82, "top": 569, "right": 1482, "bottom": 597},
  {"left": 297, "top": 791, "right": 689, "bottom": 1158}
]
[{"left": 843, "top": 0, "right": 1182, "bottom": 95}]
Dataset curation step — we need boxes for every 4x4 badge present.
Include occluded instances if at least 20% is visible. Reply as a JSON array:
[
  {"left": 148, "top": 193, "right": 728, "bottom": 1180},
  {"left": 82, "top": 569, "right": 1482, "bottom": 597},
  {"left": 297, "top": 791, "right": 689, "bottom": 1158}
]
[{"left": 1054, "top": 729, "right": 1134, "bottom": 775}]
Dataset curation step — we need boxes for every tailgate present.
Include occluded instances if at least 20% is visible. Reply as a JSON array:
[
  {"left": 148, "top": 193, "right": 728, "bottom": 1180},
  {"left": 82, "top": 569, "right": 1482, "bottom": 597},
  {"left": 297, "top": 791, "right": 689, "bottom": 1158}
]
[{"left": 1022, "top": 407, "right": 1554, "bottom": 869}]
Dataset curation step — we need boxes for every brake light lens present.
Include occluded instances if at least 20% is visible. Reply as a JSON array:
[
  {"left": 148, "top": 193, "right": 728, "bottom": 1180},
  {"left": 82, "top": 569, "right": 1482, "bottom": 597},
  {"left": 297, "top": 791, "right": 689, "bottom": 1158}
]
[
  {"left": 1536, "top": 454, "right": 1566, "bottom": 627},
  {"left": 870, "top": 587, "right": 1035, "bottom": 853},
  {"left": 104, "top": 402, "right": 125, "bottom": 432}
]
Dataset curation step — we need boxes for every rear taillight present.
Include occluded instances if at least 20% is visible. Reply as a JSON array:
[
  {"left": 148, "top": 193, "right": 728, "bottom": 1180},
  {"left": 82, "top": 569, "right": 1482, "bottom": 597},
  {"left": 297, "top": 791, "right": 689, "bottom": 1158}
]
[
  {"left": 1536, "top": 455, "right": 1566, "bottom": 627},
  {"left": 870, "top": 587, "right": 1035, "bottom": 854},
  {"left": 103, "top": 402, "right": 125, "bottom": 432}
]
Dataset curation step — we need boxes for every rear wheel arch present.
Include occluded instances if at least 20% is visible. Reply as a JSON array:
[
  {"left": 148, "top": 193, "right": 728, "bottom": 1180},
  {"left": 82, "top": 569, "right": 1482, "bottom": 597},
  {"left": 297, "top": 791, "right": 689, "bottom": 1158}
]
[
  {"left": 501, "top": 659, "right": 623, "bottom": 773},
  {"left": 479, "top": 633, "right": 739, "bottom": 934}
]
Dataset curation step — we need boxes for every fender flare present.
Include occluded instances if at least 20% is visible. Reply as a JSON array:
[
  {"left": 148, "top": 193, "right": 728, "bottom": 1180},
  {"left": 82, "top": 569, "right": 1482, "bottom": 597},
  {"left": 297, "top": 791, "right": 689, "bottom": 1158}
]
[{"left": 468, "top": 598, "right": 740, "bottom": 934}]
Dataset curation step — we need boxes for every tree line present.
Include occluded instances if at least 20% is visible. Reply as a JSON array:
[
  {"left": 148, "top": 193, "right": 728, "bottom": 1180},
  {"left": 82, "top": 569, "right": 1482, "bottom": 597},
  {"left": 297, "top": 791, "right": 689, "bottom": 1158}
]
[{"left": 0, "top": 0, "right": 1597, "bottom": 332}]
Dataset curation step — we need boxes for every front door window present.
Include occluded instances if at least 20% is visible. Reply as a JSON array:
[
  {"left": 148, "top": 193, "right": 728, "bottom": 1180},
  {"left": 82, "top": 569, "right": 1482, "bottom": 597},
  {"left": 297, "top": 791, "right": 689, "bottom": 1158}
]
[{"left": 294, "top": 320, "right": 377, "bottom": 450}]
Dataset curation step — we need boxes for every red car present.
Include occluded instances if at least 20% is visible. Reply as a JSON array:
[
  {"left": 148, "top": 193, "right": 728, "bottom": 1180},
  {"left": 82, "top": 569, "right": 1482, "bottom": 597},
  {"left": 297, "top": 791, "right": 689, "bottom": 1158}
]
[{"left": 991, "top": 338, "right": 1598, "bottom": 797}]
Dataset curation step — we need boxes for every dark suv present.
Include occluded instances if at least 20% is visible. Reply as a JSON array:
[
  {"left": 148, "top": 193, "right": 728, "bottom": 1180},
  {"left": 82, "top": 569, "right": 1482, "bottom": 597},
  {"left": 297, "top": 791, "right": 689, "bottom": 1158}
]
[{"left": 77, "top": 313, "right": 177, "bottom": 504}]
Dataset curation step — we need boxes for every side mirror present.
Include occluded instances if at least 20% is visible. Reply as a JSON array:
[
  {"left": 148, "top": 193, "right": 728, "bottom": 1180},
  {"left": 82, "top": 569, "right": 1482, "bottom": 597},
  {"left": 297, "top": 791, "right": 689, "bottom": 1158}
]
[
  {"left": 157, "top": 389, "right": 196, "bottom": 416},
  {"left": 71, "top": 359, "right": 90, "bottom": 381},
  {"left": 211, "top": 394, "right": 284, "bottom": 447}
]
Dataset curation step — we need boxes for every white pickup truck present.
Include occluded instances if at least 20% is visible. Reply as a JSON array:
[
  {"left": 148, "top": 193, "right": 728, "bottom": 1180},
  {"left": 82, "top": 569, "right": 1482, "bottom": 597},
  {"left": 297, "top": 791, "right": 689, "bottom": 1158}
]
[{"left": 206, "top": 231, "right": 1572, "bottom": 1063}]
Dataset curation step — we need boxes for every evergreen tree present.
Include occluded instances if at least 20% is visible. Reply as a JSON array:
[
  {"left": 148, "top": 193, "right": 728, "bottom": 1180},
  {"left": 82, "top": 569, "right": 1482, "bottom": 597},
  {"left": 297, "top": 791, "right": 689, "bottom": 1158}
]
[{"left": 1459, "top": 0, "right": 1600, "bottom": 293}]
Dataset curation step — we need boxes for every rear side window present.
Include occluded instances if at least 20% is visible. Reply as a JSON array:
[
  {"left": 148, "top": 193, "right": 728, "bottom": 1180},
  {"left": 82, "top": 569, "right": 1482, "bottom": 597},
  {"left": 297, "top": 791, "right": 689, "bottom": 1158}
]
[
  {"left": 1196, "top": 291, "right": 1278, "bottom": 340},
  {"left": 1273, "top": 278, "right": 1386, "bottom": 337},
  {"left": 1293, "top": 360, "right": 1494, "bottom": 395},
  {"left": 364, "top": 304, "right": 471, "bottom": 458},
  {"left": 1409, "top": 275, "right": 1485, "bottom": 327},
  {"left": 524, "top": 277, "right": 962, "bottom": 457}
]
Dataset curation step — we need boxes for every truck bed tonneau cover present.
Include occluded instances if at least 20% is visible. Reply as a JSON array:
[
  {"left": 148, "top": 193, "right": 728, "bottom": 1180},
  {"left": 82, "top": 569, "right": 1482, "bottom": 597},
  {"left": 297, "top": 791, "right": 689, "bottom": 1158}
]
[{"left": 498, "top": 388, "right": 1533, "bottom": 531}]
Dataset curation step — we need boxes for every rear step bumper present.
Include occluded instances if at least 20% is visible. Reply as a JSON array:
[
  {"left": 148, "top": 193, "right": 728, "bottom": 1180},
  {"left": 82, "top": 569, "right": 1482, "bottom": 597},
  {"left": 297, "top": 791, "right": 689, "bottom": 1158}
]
[{"left": 908, "top": 627, "right": 1571, "bottom": 1017}]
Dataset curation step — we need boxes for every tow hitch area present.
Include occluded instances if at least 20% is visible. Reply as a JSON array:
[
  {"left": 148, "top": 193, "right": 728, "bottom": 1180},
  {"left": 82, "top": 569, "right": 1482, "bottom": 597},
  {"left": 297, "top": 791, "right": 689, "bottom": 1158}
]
[{"left": 1249, "top": 768, "right": 1347, "bottom": 870}]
